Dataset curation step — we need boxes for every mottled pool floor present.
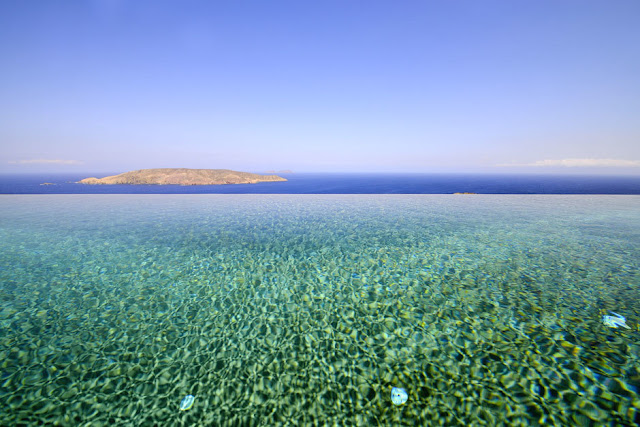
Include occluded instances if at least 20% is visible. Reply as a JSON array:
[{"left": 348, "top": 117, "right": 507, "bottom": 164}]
[{"left": 1, "top": 195, "right": 639, "bottom": 425}]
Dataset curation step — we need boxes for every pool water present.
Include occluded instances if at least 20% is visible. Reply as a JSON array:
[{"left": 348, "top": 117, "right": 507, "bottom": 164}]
[{"left": 1, "top": 195, "right": 639, "bottom": 425}]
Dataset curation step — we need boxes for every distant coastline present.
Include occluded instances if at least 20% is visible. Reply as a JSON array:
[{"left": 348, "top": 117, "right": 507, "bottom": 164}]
[{"left": 77, "top": 168, "right": 287, "bottom": 186}]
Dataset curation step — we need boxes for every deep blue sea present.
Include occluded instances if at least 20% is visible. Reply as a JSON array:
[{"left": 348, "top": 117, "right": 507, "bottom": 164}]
[{"left": 1, "top": 172, "right": 640, "bottom": 194}]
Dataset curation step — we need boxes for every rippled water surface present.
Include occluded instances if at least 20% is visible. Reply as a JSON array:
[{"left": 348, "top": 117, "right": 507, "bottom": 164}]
[{"left": 1, "top": 195, "right": 639, "bottom": 425}]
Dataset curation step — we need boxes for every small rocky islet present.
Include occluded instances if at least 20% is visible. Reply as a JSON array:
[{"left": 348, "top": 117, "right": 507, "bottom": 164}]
[{"left": 77, "top": 168, "right": 287, "bottom": 186}]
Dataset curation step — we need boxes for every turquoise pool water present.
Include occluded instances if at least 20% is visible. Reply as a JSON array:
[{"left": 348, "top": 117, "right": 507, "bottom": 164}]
[{"left": 1, "top": 195, "right": 639, "bottom": 425}]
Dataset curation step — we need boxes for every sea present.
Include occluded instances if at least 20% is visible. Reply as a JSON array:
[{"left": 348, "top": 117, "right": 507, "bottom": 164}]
[
  {"left": 1, "top": 174, "right": 639, "bottom": 425},
  {"left": 1, "top": 172, "right": 640, "bottom": 194}
]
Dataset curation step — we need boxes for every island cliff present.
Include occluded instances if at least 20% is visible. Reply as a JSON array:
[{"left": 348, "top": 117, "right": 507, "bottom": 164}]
[{"left": 77, "top": 168, "right": 287, "bottom": 185}]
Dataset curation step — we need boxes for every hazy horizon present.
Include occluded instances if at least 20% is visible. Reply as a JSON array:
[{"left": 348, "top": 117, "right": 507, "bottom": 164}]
[
  {"left": 5, "top": 169, "right": 640, "bottom": 179},
  {"left": 2, "top": 1, "right": 639, "bottom": 175}
]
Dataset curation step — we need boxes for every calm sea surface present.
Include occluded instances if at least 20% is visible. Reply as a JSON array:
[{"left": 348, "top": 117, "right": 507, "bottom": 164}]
[
  {"left": 1, "top": 195, "right": 639, "bottom": 425},
  {"left": 2, "top": 173, "right": 640, "bottom": 194}
]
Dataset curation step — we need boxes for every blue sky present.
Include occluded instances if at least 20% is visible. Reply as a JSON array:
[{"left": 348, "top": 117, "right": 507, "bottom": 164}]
[{"left": 1, "top": 0, "right": 639, "bottom": 174}]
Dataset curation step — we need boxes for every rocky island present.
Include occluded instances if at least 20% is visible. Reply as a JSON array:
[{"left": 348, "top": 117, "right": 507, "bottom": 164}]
[{"left": 77, "top": 168, "right": 287, "bottom": 186}]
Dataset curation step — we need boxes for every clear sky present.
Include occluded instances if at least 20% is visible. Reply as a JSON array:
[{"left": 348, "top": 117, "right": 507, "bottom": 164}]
[{"left": 1, "top": 1, "right": 639, "bottom": 174}]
